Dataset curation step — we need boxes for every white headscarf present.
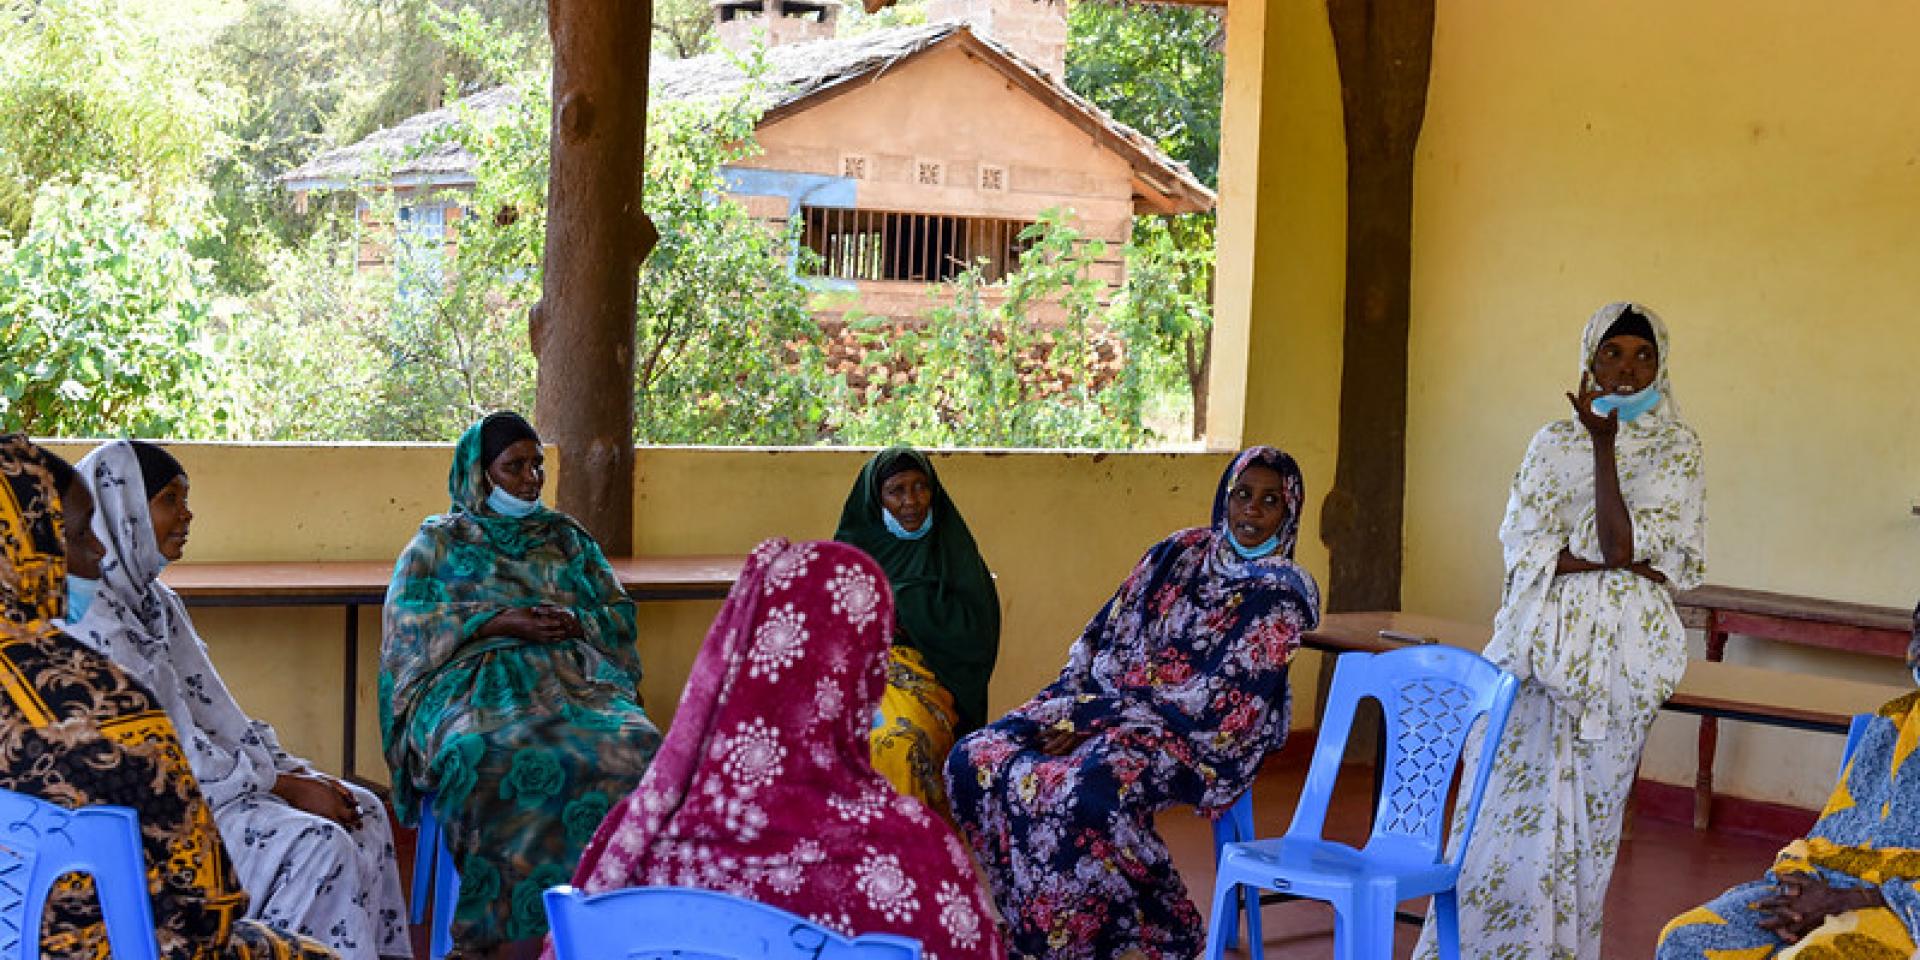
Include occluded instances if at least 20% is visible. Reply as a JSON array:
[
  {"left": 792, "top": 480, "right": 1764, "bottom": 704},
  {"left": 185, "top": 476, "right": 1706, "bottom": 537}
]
[
  {"left": 68, "top": 441, "right": 301, "bottom": 810},
  {"left": 1579, "top": 300, "right": 1679, "bottom": 419}
]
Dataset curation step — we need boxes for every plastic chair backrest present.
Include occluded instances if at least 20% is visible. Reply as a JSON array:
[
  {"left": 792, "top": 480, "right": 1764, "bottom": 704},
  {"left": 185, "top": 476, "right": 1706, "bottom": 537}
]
[
  {"left": 0, "top": 788, "right": 159, "bottom": 960},
  {"left": 1841, "top": 713, "right": 1873, "bottom": 774},
  {"left": 544, "top": 885, "right": 923, "bottom": 960},
  {"left": 1284, "top": 647, "right": 1519, "bottom": 868}
]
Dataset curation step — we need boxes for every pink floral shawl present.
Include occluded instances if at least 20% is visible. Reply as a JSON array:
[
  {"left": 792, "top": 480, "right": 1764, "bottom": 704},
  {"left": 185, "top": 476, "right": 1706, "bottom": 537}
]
[{"left": 557, "top": 539, "right": 1002, "bottom": 960}]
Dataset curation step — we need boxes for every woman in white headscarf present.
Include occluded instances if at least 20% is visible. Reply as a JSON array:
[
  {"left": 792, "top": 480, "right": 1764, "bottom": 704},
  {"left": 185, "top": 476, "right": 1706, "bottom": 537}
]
[
  {"left": 66, "top": 440, "right": 412, "bottom": 960},
  {"left": 1414, "top": 303, "right": 1707, "bottom": 960}
]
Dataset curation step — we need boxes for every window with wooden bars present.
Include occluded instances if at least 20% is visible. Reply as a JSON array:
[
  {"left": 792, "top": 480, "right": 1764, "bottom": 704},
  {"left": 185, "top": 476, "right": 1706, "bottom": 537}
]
[{"left": 799, "top": 207, "right": 1034, "bottom": 283}]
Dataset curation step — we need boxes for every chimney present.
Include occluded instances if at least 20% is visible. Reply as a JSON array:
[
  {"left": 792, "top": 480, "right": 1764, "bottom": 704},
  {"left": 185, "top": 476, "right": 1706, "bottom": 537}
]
[
  {"left": 712, "top": 0, "right": 840, "bottom": 53},
  {"left": 928, "top": 0, "right": 1066, "bottom": 78}
]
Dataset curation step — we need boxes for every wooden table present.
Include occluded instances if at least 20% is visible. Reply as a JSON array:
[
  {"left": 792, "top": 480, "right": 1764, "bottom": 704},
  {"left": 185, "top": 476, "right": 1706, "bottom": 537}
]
[
  {"left": 160, "top": 556, "right": 745, "bottom": 781},
  {"left": 1672, "top": 586, "right": 1911, "bottom": 827}
]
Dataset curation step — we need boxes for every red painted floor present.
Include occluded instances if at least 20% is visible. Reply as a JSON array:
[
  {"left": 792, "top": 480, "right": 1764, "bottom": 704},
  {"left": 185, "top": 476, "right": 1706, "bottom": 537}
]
[
  {"left": 1156, "top": 761, "right": 1789, "bottom": 960},
  {"left": 393, "top": 759, "right": 1791, "bottom": 959}
]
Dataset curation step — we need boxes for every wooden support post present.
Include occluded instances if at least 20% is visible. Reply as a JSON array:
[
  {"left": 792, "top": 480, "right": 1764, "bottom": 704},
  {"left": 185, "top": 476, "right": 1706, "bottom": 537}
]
[
  {"left": 1318, "top": 0, "right": 1436, "bottom": 612},
  {"left": 534, "top": 0, "right": 659, "bottom": 554}
]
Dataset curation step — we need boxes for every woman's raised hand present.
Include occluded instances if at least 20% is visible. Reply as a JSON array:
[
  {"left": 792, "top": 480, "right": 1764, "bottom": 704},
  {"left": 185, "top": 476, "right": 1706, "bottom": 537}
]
[{"left": 1566, "top": 372, "right": 1619, "bottom": 443}]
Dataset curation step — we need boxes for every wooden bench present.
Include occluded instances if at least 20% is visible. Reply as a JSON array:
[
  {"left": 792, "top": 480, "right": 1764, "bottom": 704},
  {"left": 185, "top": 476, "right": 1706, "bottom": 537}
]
[
  {"left": 1304, "top": 611, "right": 1908, "bottom": 735},
  {"left": 1672, "top": 586, "right": 1911, "bottom": 828},
  {"left": 159, "top": 556, "right": 746, "bottom": 781}
]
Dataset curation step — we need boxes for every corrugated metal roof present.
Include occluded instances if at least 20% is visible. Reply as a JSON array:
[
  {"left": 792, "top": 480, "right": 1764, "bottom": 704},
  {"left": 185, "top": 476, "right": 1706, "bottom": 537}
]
[{"left": 278, "top": 24, "right": 1213, "bottom": 213}]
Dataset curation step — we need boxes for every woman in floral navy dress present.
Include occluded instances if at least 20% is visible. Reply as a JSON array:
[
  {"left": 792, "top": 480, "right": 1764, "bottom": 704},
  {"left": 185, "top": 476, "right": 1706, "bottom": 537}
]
[{"left": 944, "top": 445, "right": 1321, "bottom": 960}]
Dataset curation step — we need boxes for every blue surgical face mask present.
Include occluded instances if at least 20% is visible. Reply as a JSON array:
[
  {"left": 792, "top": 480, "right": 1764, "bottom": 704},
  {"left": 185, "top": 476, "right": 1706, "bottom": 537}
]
[
  {"left": 1229, "top": 532, "right": 1281, "bottom": 561},
  {"left": 1591, "top": 385, "right": 1662, "bottom": 423},
  {"left": 883, "top": 508, "right": 932, "bottom": 541},
  {"left": 66, "top": 575, "right": 101, "bottom": 623},
  {"left": 486, "top": 486, "right": 542, "bottom": 518},
  {"left": 1911, "top": 662, "right": 1920, "bottom": 688}
]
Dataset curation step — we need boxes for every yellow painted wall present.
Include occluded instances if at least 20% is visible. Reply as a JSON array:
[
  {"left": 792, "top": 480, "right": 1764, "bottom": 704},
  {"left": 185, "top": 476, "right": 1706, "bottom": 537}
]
[
  {"left": 38, "top": 443, "right": 1334, "bottom": 789},
  {"left": 1398, "top": 1, "right": 1920, "bottom": 806},
  {"left": 1211, "top": 0, "right": 1351, "bottom": 697}
]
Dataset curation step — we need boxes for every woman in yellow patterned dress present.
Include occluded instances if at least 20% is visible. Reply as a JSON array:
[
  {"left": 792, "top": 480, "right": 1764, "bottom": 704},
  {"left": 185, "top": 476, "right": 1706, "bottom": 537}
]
[
  {"left": 833, "top": 447, "right": 999, "bottom": 818},
  {"left": 0, "top": 435, "right": 335, "bottom": 960},
  {"left": 1656, "top": 602, "right": 1920, "bottom": 960}
]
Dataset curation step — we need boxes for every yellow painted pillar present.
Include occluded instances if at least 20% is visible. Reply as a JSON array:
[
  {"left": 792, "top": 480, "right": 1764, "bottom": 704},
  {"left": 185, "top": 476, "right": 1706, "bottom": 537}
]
[{"left": 1209, "top": 0, "right": 1348, "bottom": 586}]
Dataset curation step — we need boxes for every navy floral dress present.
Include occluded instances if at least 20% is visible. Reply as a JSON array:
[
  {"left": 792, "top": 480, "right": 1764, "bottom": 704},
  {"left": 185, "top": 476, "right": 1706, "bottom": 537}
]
[{"left": 944, "top": 447, "right": 1321, "bottom": 960}]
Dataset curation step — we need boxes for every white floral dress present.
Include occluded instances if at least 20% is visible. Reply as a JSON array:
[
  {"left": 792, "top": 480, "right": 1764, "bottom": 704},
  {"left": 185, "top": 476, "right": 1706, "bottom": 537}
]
[{"left": 1416, "top": 305, "right": 1707, "bottom": 960}]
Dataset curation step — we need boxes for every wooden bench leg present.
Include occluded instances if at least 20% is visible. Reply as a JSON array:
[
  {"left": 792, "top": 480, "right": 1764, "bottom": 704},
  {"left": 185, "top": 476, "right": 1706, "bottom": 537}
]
[{"left": 1693, "top": 623, "right": 1728, "bottom": 830}]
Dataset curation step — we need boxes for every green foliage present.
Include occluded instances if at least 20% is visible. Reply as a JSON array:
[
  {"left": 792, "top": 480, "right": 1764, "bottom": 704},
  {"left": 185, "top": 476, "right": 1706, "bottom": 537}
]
[
  {"left": 341, "top": 0, "right": 549, "bottom": 138},
  {"left": 632, "top": 87, "right": 841, "bottom": 444},
  {"left": 837, "top": 0, "right": 928, "bottom": 36},
  {"left": 838, "top": 209, "right": 1148, "bottom": 448},
  {"left": 1065, "top": 1, "right": 1223, "bottom": 188},
  {"left": 654, "top": 0, "right": 718, "bottom": 58},
  {"left": 0, "top": 0, "right": 237, "bottom": 237},
  {"left": 201, "top": 0, "right": 382, "bottom": 290},
  {"left": 1110, "top": 213, "right": 1213, "bottom": 437},
  {"left": 0, "top": 175, "right": 229, "bottom": 436},
  {"left": 223, "top": 222, "right": 389, "bottom": 440}
]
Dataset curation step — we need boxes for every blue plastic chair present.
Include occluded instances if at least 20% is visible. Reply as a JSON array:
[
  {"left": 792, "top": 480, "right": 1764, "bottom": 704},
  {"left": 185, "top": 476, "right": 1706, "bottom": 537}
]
[
  {"left": 407, "top": 795, "right": 457, "bottom": 960},
  {"left": 1207, "top": 791, "right": 1261, "bottom": 952},
  {"left": 1202, "top": 647, "right": 1519, "bottom": 960},
  {"left": 0, "top": 788, "right": 160, "bottom": 960},
  {"left": 544, "top": 885, "right": 923, "bottom": 960},
  {"left": 1840, "top": 712, "right": 1873, "bottom": 772}
]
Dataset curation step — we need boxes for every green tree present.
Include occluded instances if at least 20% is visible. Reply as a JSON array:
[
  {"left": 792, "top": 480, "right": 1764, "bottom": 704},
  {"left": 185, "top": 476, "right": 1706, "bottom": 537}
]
[
  {"left": 1111, "top": 213, "right": 1213, "bottom": 439},
  {"left": 0, "top": 175, "right": 229, "bottom": 436},
  {"left": 200, "top": 0, "right": 380, "bottom": 291},
  {"left": 0, "top": 0, "right": 236, "bottom": 237},
  {"left": 341, "top": 0, "right": 549, "bottom": 139},
  {"left": 1065, "top": 1, "right": 1223, "bottom": 188}
]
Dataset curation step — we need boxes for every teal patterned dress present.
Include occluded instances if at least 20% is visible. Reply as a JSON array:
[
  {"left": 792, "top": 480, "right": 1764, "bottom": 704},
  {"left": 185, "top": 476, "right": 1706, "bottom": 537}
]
[{"left": 379, "top": 422, "right": 661, "bottom": 950}]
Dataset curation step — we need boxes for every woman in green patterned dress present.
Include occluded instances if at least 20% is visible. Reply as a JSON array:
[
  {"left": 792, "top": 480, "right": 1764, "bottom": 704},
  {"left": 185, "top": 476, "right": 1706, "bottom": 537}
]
[{"left": 380, "top": 412, "right": 661, "bottom": 957}]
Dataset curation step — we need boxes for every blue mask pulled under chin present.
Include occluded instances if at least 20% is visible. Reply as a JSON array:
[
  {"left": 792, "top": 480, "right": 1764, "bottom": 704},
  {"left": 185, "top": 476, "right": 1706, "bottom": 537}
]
[
  {"left": 66, "top": 575, "right": 101, "bottom": 622},
  {"left": 1229, "top": 532, "right": 1281, "bottom": 561},
  {"left": 883, "top": 508, "right": 933, "bottom": 541},
  {"left": 485, "top": 486, "right": 543, "bottom": 518},
  {"left": 1591, "top": 386, "right": 1662, "bottom": 423}
]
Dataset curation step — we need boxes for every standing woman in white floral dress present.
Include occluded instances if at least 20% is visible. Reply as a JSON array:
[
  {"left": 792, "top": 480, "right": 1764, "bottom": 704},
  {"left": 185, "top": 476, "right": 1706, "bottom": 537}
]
[{"left": 1414, "top": 302, "right": 1707, "bottom": 960}]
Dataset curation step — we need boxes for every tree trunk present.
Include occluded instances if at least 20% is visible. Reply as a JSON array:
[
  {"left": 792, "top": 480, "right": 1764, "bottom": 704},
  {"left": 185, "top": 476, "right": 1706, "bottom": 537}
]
[
  {"left": 1318, "top": 0, "right": 1435, "bottom": 612},
  {"left": 533, "top": 0, "right": 657, "bottom": 555},
  {"left": 1187, "top": 326, "right": 1211, "bottom": 441}
]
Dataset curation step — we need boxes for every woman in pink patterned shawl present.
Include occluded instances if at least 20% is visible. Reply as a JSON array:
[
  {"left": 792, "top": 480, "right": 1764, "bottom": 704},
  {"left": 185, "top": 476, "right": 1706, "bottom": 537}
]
[{"left": 556, "top": 538, "right": 1003, "bottom": 960}]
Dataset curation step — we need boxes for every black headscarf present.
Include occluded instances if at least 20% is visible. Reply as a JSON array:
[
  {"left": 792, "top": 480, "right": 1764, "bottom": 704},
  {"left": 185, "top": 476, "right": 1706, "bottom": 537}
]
[
  {"left": 479, "top": 411, "right": 540, "bottom": 470},
  {"left": 834, "top": 447, "right": 1001, "bottom": 732},
  {"left": 129, "top": 440, "right": 185, "bottom": 500}
]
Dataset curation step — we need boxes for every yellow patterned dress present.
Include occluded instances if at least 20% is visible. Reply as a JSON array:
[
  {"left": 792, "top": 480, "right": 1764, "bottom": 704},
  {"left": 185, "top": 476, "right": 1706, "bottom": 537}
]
[
  {"left": 1657, "top": 691, "right": 1920, "bottom": 960},
  {"left": 869, "top": 646, "right": 960, "bottom": 817},
  {"left": 0, "top": 435, "right": 335, "bottom": 960}
]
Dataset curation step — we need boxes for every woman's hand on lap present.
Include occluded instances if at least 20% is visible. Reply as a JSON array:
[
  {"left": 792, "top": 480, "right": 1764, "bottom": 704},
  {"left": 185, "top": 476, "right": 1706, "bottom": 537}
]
[
  {"left": 1756, "top": 876, "right": 1882, "bottom": 943},
  {"left": 1038, "top": 727, "right": 1092, "bottom": 756},
  {"left": 273, "top": 772, "right": 364, "bottom": 829}
]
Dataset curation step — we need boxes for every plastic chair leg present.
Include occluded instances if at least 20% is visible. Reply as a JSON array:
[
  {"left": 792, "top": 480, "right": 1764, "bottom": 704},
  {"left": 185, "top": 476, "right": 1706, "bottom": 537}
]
[
  {"left": 1329, "top": 884, "right": 1398, "bottom": 960},
  {"left": 1201, "top": 878, "right": 1243, "bottom": 960},
  {"left": 430, "top": 832, "right": 457, "bottom": 960},
  {"left": 1432, "top": 889, "right": 1461, "bottom": 960},
  {"left": 409, "top": 810, "right": 438, "bottom": 925}
]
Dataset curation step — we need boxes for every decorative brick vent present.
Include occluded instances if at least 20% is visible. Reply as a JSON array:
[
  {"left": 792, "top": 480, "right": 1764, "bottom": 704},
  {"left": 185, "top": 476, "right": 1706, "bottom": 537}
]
[{"left": 978, "top": 164, "right": 1007, "bottom": 192}]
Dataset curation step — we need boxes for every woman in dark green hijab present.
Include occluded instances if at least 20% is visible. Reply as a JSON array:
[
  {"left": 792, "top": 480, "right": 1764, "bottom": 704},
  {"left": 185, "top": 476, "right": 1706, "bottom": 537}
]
[{"left": 834, "top": 447, "right": 1000, "bottom": 817}]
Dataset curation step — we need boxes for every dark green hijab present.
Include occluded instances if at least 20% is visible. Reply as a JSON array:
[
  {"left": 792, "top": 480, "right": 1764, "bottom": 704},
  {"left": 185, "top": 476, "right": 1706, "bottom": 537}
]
[{"left": 834, "top": 447, "right": 1000, "bottom": 733}]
